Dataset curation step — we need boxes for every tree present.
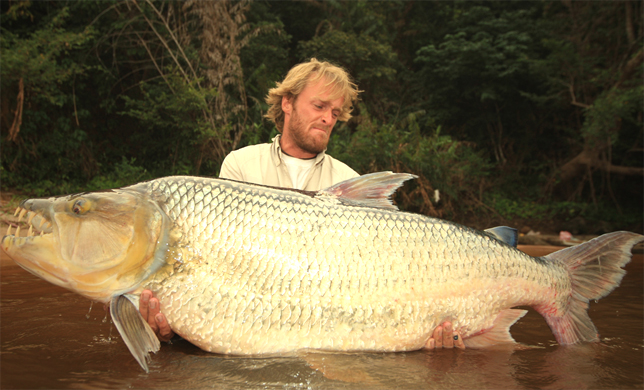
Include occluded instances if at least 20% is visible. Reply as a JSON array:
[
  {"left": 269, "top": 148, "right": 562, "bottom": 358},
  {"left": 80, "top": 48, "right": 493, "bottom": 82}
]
[
  {"left": 105, "top": 0, "right": 267, "bottom": 174},
  {"left": 540, "top": 1, "right": 643, "bottom": 204},
  {"left": 413, "top": 3, "right": 549, "bottom": 166},
  {"left": 1, "top": 1, "right": 98, "bottom": 190}
]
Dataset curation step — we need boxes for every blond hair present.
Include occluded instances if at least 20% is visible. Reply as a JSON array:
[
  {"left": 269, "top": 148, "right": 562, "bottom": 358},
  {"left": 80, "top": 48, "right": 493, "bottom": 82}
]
[{"left": 265, "top": 58, "right": 360, "bottom": 132}]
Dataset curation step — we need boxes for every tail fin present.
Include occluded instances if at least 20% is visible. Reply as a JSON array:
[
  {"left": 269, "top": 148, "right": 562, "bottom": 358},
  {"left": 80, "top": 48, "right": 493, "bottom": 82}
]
[{"left": 540, "top": 231, "right": 643, "bottom": 345}]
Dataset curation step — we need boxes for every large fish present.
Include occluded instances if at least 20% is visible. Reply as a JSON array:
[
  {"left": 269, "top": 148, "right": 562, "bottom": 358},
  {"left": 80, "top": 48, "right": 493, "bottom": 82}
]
[{"left": 1, "top": 173, "right": 641, "bottom": 372}]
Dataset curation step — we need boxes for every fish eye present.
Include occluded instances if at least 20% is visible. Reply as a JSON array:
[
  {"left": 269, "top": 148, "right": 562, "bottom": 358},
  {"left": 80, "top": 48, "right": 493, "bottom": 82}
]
[{"left": 72, "top": 199, "right": 89, "bottom": 215}]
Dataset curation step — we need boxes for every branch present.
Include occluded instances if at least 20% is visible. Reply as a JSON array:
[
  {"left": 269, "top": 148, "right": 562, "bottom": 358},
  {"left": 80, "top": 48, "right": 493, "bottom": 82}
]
[
  {"left": 143, "top": 0, "right": 201, "bottom": 85},
  {"left": 133, "top": 30, "right": 175, "bottom": 94},
  {"left": 568, "top": 82, "right": 590, "bottom": 109},
  {"left": 8, "top": 78, "right": 24, "bottom": 142},
  {"left": 625, "top": 2, "right": 635, "bottom": 46},
  {"left": 129, "top": 0, "right": 193, "bottom": 86},
  {"left": 614, "top": 48, "right": 643, "bottom": 90},
  {"left": 599, "top": 163, "right": 644, "bottom": 176}
]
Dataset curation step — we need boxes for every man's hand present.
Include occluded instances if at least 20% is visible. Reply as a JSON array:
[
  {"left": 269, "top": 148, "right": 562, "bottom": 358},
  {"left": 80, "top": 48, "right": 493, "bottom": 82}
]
[
  {"left": 425, "top": 321, "right": 465, "bottom": 349},
  {"left": 139, "top": 290, "right": 174, "bottom": 342}
]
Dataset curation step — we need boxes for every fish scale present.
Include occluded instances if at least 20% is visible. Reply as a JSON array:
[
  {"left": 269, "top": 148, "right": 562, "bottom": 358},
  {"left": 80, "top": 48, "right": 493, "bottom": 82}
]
[{"left": 139, "top": 176, "right": 561, "bottom": 354}]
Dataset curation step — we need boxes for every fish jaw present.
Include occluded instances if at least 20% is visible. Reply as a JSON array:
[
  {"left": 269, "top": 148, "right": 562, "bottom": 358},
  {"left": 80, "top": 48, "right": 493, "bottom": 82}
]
[
  {"left": 2, "top": 233, "right": 73, "bottom": 287},
  {"left": 1, "top": 188, "right": 170, "bottom": 303}
]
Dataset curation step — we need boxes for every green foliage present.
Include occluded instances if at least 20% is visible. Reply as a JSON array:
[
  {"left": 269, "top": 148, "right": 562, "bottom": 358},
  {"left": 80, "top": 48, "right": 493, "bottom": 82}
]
[
  {"left": 86, "top": 157, "right": 151, "bottom": 192},
  {"left": 0, "top": 0, "right": 641, "bottom": 233},
  {"left": 582, "top": 86, "right": 644, "bottom": 147},
  {"left": 120, "top": 71, "right": 220, "bottom": 175},
  {"left": 237, "top": 1, "right": 291, "bottom": 147},
  {"left": 241, "top": 1, "right": 291, "bottom": 102},
  {"left": 1, "top": 5, "right": 95, "bottom": 106},
  {"left": 486, "top": 194, "right": 562, "bottom": 221},
  {"left": 299, "top": 30, "right": 397, "bottom": 82},
  {"left": 4, "top": 157, "right": 150, "bottom": 197},
  {"left": 328, "top": 107, "right": 491, "bottom": 217},
  {"left": 486, "top": 192, "right": 642, "bottom": 234},
  {"left": 1, "top": 1, "right": 99, "bottom": 188},
  {"left": 414, "top": 4, "right": 545, "bottom": 136}
]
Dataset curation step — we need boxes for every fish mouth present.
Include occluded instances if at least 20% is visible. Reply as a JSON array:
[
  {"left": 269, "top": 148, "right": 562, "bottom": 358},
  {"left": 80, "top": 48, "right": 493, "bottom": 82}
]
[
  {"left": 2, "top": 189, "right": 170, "bottom": 303},
  {"left": 2, "top": 205, "right": 54, "bottom": 251},
  {"left": 1, "top": 206, "right": 70, "bottom": 286}
]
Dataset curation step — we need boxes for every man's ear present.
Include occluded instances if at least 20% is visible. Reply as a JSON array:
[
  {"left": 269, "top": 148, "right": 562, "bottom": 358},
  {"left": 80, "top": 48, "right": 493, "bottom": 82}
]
[{"left": 282, "top": 95, "right": 293, "bottom": 115}]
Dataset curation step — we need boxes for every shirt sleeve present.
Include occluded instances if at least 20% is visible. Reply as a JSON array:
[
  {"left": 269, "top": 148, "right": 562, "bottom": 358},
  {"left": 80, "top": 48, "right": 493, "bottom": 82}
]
[{"left": 219, "top": 152, "right": 243, "bottom": 181}]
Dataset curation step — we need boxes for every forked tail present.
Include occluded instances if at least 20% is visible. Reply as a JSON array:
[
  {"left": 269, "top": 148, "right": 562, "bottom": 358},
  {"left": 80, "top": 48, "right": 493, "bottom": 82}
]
[{"left": 540, "top": 231, "right": 643, "bottom": 345}]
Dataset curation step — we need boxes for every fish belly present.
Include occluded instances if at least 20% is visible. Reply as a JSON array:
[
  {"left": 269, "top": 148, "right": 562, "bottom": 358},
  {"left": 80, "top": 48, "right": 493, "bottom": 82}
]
[{"left": 145, "top": 178, "right": 566, "bottom": 354}]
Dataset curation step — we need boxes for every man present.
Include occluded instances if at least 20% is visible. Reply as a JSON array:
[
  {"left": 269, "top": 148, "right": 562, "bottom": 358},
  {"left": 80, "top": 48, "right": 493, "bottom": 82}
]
[
  {"left": 219, "top": 57, "right": 360, "bottom": 190},
  {"left": 140, "top": 59, "right": 465, "bottom": 350}
]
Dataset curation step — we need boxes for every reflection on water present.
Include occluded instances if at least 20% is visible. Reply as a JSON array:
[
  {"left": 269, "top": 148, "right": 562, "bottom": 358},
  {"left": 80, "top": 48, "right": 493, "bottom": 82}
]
[{"left": 1, "top": 247, "right": 642, "bottom": 389}]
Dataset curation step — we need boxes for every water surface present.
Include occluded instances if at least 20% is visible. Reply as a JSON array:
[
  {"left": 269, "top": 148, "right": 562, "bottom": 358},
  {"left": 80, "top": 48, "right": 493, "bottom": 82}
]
[{"left": 2, "top": 246, "right": 642, "bottom": 389}]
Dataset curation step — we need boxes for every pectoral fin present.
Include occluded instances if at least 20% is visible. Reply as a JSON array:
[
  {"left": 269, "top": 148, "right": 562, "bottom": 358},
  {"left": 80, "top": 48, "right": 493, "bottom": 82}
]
[
  {"left": 463, "top": 309, "right": 527, "bottom": 348},
  {"left": 110, "top": 295, "right": 160, "bottom": 372}
]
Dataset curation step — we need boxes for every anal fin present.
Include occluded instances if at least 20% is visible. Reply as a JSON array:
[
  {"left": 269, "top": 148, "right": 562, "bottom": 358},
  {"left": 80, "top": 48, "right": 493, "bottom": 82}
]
[
  {"left": 463, "top": 309, "right": 527, "bottom": 348},
  {"left": 110, "top": 295, "right": 161, "bottom": 372}
]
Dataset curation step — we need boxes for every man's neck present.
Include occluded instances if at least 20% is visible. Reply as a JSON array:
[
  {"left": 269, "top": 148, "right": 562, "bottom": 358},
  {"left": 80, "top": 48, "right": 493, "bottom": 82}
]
[
  {"left": 281, "top": 147, "right": 316, "bottom": 160},
  {"left": 278, "top": 135, "right": 318, "bottom": 159}
]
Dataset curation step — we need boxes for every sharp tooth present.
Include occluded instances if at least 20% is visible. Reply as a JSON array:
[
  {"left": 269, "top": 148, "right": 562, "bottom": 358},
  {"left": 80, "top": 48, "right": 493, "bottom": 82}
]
[
  {"left": 38, "top": 218, "right": 46, "bottom": 229},
  {"left": 27, "top": 212, "right": 35, "bottom": 225},
  {"left": 15, "top": 226, "right": 21, "bottom": 236},
  {"left": 28, "top": 226, "right": 33, "bottom": 236},
  {"left": 18, "top": 209, "right": 27, "bottom": 222},
  {"left": 6, "top": 225, "right": 12, "bottom": 236},
  {"left": 13, "top": 208, "right": 20, "bottom": 217},
  {"left": 40, "top": 231, "right": 44, "bottom": 236}
]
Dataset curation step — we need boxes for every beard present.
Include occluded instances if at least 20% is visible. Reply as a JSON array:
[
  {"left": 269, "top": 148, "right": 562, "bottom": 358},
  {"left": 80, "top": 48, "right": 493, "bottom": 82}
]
[{"left": 288, "top": 106, "right": 331, "bottom": 155}]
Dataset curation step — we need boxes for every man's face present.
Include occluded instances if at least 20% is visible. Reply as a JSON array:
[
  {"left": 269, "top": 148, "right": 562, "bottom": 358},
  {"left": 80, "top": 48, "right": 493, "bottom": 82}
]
[{"left": 281, "top": 79, "right": 345, "bottom": 159}]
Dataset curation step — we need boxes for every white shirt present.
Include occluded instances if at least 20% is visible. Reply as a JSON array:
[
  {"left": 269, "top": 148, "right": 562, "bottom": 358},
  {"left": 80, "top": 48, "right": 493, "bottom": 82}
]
[
  {"left": 218, "top": 135, "right": 359, "bottom": 191},
  {"left": 280, "top": 153, "right": 316, "bottom": 190}
]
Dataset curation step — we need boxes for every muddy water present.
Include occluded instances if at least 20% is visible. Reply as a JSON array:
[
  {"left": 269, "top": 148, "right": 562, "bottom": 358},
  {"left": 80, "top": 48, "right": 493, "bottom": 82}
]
[{"left": 1, "top": 246, "right": 642, "bottom": 390}]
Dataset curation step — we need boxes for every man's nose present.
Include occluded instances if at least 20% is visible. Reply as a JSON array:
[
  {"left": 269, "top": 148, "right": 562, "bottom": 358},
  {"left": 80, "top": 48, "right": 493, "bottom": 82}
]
[{"left": 321, "top": 109, "right": 334, "bottom": 124}]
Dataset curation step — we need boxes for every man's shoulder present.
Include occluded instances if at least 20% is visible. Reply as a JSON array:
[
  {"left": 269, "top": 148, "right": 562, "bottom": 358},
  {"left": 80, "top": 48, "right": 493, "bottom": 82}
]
[
  {"left": 228, "top": 142, "right": 272, "bottom": 158},
  {"left": 323, "top": 153, "right": 359, "bottom": 179},
  {"left": 220, "top": 141, "right": 275, "bottom": 182}
]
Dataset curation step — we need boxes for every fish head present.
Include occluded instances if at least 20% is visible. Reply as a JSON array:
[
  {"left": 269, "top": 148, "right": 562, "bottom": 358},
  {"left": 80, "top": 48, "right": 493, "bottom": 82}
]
[{"left": 1, "top": 187, "right": 169, "bottom": 303}]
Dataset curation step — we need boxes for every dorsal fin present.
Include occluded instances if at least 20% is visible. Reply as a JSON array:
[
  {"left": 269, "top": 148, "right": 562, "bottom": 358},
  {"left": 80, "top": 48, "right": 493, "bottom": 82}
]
[
  {"left": 484, "top": 226, "right": 519, "bottom": 247},
  {"left": 317, "top": 172, "right": 417, "bottom": 210}
]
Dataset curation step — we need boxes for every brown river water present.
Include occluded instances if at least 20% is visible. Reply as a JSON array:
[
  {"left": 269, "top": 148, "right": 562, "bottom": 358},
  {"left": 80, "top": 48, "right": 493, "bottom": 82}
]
[{"left": 1, "top": 245, "right": 642, "bottom": 389}]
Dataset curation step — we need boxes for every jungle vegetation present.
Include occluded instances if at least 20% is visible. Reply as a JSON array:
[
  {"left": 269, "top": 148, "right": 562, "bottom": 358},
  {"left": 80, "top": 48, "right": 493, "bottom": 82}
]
[{"left": 1, "top": 0, "right": 642, "bottom": 233}]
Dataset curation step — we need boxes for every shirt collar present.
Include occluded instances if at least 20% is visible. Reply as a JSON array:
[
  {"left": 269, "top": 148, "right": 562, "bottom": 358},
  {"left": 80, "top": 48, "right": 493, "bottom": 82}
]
[{"left": 271, "top": 134, "right": 326, "bottom": 166}]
